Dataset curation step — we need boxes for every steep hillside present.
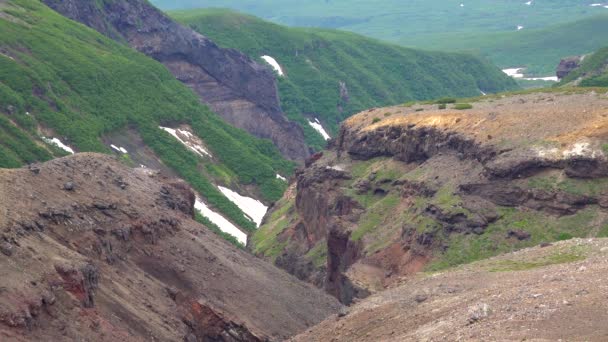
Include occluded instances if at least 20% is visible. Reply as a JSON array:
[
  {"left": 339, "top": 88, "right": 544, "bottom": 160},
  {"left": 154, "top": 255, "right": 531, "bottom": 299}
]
[
  {"left": 0, "top": 154, "right": 341, "bottom": 341},
  {"left": 293, "top": 238, "right": 608, "bottom": 341},
  {"left": 42, "top": 0, "right": 310, "bottom": 162},
  {"left": 411, "top": 14, "right": 608, "bottom": 76},
  {"left": 0, "top": 0, "right": 294, "bottom": 242},
  {"left": 253, "top": 89, "right": 608, "bottom": 304},
  {"left": 171, "top": 9, "right": 518, "bottom": 149},
  {"left": 559, "top": 46, "right": 608, "bottom": 87}
]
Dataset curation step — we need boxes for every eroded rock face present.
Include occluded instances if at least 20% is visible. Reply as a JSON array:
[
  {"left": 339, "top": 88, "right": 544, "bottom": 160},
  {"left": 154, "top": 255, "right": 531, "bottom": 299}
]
[
  {"left": 0, "top": 154, "right": 341, "bottom": 341},
  {"left": 556, "top": 56, "right": 583, "bottom": 80},
  {"left": 42, "top": 0, "right": 309, "bottom": 161}
]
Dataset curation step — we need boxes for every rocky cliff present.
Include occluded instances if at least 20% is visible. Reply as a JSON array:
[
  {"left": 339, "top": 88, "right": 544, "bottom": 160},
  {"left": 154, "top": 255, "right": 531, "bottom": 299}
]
[
  {"left": 41, "top": 0, "right": 309, "bottom": 162},
  {"left": 254, "top": 90, "right": 608, "bottom": 304},
  {"left": 0, "top": 154, "right": 340, "bottom": 341}
]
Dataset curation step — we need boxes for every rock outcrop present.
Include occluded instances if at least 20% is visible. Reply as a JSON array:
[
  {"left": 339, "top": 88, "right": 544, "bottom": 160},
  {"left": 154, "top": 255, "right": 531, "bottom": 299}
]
[
  {"left": 42, "top": 0, "right": 310, "bottom": 161},
  {"left": 0, "top": 154, "right": 341, "bottom": 341},
  {"left": 556, "top": 56, "right": 583, "bottom": 79},
  {"left": 254, "top": 91, "right": 608, "bottom": 305}
]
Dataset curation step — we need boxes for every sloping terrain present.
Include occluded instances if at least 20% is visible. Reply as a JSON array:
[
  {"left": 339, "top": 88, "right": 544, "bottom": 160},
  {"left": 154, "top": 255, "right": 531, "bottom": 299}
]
[
  {"left": 153, "top": 0, "right": 608, "bottom": 76},
  {"left": 0, "top": 0, "right": 294, "bottom": 241},
  {"left": 171, "top": 9, "right": 518, "bottom": 149},
  {"left": 292, "top": 238, "right": 608, "bottom": 341},
  {"left": 41, "top": 0, "right": 309, "bottom": 162},
  {"left": 0, "top": 153, "right": 341, "bottom": 341},
  {"left": 254, "top": 89, "right": 608, "bottom": 304},
  {"left": 559, "top": 46, "right": 608, "bottom": 87}
]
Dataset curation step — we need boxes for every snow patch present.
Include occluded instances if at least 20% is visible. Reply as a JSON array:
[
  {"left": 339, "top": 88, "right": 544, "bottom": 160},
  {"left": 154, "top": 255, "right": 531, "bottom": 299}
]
[
  {"left": 261, "top": 55, "right": 284, "bottom": 76},
  {"left": 503, "top": 68, "right": 558, "bottom": 82},
  {"left": 479, "top": 90, "right": 487, "bottom": 96},
  {"left": 110, "top": 144, "right": 128, "bottom": 154},
  {"left": 218, "top": 186, "right": 268, "bottom": 227},
  {"left": 276, "top": 174, "right": 287, "bottom": 182},
  {"left": 517, "top": 25, "right": 524, "bottom": 31},
  {"left": 194, "top": 197, "right": 247, "bottom": 244},
  {"left": 502, "top": 68, "right": 525, "bottom": 78},
  {"left": 43, "top": 137, "right": 74, "bottom": 154},
  {"left": 159, "top": 126, "right": 212, "bottom": 157},
  {"left": 308, "top": 119, "right": 331, "bottom": 141},
  {"left": 525, "top": 1, "right": 533, "bottom": 5}
]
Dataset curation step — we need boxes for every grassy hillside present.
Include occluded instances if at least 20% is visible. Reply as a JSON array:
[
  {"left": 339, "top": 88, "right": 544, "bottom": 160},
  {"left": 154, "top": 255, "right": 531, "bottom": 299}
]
[
  {"left": 405, "top": 15, "right": 608, "bottom": 76},
  {"left": 0, "top": 0, "right": 294, "bottom": 232},
  {"left": 153, "top": 1, "right": 608, "bottom": 78},
  {"left": 559, "top": 46, "right": 608, "bottom": 87},
  {"left": 171, "top": 9, "right": 517, "bottom": 148}
]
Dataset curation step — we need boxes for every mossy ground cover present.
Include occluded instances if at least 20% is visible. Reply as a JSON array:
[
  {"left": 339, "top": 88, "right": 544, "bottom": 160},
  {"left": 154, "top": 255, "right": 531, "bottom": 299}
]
[
  {"left": 0, "top": 0, "right": 295, "bottom": 232},
  {"left": 252, "top": 197, "right": 295, "bottom": 259}
]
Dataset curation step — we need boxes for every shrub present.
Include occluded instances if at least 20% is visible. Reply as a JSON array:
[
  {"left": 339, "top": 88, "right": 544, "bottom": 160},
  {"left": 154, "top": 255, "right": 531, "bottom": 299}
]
[
  {"left": 372, "top": 118, "right": 381, "bottom": 123},
  {"left": 454, "top": 103, "right": 473, "bottom": 110},
  {"left": 435, "top": 97, "right": 457, "bottom": 104},
  {"left": 415, "top": 108, "right": 424, "bottom": 112},
  {"left": 438, "top": 103, "right": 447, "bottom": 110}
]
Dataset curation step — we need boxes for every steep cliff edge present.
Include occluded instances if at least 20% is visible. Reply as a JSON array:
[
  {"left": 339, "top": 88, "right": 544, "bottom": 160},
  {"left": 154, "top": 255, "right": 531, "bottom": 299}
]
[
  {"left": 42, "top": 0, "right": 309, "bottom": 161},
  {"left": 0, "top": 154, "right": 340, "bottom": 341},
  {"left": 253, "top": 89, "right": 608, "bottom": 304}
]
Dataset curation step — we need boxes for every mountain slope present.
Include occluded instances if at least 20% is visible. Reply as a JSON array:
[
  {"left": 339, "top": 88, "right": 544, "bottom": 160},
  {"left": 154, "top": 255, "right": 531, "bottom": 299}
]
[
  {"left": 406, "top": 14, "right": 608, "bottom": 76},
  {"left": 42, "top": 0, "right": 310, "bottom": 162},
  {"left": 0, "top": 153, "right": 341, "bottom": 341},
  {"left": 559, "top": 46, "right": 608, "bottom": 87},
  {"left": 171, "top": 9, "right": 518, "bottom": 148},
  {"left": 0, "top": 0, "right": 293, "bottom": 237},
  {"left": 153, "top": 1, "right": 608, "bottom": 78},
  {"left": 253, "top": 89, "right": 608, "bottom": 304}
]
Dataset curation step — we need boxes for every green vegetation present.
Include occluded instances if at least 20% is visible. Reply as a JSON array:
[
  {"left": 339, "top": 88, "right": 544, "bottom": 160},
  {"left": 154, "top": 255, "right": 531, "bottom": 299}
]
[
  {"left": 153, "top": 1, "right": 608, "bottom": 76},
  {"left": 351, "top": 194, "right": 400, "bottom": 241},
  {"left": 195, "top": 211, "right": 245, "bottom": 249},
  {"left": 526, "top": 174, "right": 608, "bottom": 197},
  {"left": 170, "top": 9, "right": 517, "bottom": 149},
  {"left": 427, "top": 207, "right": 599, "bottom": 271},
  {"left": 559, "top": 46, "right": 608, "bottom": 87},
  {"left": 454, "top": 103, "right": 473, "bottom": 110},
  {"left": 0, "top": 0, "right": 293, "bottom": 233},
  {"left": 252, "top": 197, "right": 295, "bottom": 259},
  {"left": 487, "top": 249, "right": 586, "bottom": 272},
  {"left": 305, "top": 240, "right": 328, "bottom": 268}
]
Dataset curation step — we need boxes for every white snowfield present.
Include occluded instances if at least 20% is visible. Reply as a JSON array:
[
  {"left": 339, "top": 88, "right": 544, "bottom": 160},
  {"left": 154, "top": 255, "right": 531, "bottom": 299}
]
[
  {"left": 43, "top": 137, "right": 74, "bottom": 154},
  {"left": 261, "top": 55, "right": 284, "bottom": 76},
  {"left": 218, "top": 186, "right": 268, "bottom": 227},
  {"left": 194, "top": 197, "right": 247, "bottom": 245},
  {"left": 276, "top": 174, "right": 287, "bottom": 182},
  {"left": 110, "top": 144, "right": 128, "bottom": 154},
  {"left": 590, "top": 3, "right": 608, "bottom": 8},
  {"left": 159, "top": 126, "right": 212, "bottom": 157},
  {"left": 502, "top": 68, "right": 558, "bottom": 82},
  {"left": 308, "top": 118, "right": 331, "bottom": 141}
]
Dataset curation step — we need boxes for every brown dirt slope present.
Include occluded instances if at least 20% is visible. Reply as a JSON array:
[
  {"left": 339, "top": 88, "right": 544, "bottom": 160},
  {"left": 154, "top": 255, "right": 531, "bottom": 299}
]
[
  {"left": 0, "top": 153, "right": 340, "bottom": 342},
  {"left": 292, "top": 238, "right": 608, "bottom": 341}
]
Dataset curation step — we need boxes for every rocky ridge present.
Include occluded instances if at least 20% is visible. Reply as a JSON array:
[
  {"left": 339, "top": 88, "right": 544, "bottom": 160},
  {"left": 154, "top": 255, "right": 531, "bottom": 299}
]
[
  {"left": 0, "top": 154, "right": 340, "bottom": 341},
  {"left": 41, "top": 0, "right": 310, "bottom": 161},
  {"left": 254, "top": 90, "right": 608, "bottom": 305}
]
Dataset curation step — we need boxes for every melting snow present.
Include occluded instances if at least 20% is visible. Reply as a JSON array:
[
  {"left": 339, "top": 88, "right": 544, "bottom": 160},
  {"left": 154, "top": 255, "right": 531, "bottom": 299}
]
[
  {"left": 218, "top": 186, "right": 268, "bottom": 227},
  {"left": 502, "top": 68, "right": 525, "bottom": 78},
  {"left": 517, "top": 25, "right": 524, "bottom": 31},
  {"left": 261, "top": 55, "right": 284, "bottom": 76},
  {"left": 479, "top": 90, "right": 487, "bottom": 96},
  {"left": 502, "top": 68, "right": 558, "bottom": 82},
  {"left": 525, "top": 1, "right": 533, "bottom": 5},
  {"left": 276, "top": 174, "right": 287, "bottom": 182},
  {"left": 43, "top": 137, "right": 74, "bottom": 154},
  {"left": 194, "top": 197, "right": 247, "bottom": 244},
  {"left": 308, "top": 119, "right": 331, "bottom": 140},
  {"left": 110, "top": 144, "right": 128, "bottom": 154},
  {"left": 159, "top": 126, "right": 212, "bottom": 157},
  {"left": 562, "top": 143, "right": 598, "bottom": 158}
]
